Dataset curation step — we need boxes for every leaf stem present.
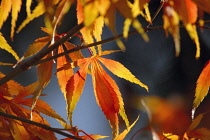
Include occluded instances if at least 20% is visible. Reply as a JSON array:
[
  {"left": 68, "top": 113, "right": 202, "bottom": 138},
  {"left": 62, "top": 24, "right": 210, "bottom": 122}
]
[{"left": 0, "top": 111, "right": 83, "bottom": 140}]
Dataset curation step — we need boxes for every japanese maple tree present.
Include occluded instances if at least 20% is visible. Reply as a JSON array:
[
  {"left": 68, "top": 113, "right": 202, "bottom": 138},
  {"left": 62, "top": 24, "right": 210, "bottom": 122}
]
[{"left": 0, "top": 0, "right": 209, "bottom": 140}]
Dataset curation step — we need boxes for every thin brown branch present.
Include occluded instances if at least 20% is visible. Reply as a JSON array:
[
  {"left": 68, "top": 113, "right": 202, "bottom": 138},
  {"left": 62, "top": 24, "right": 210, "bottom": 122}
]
[
  {"left": 32, "top": 26, "right": 164, "bottom": 65},
  {"left": 0, "top": 111, "right": 83, "bottom": 140},
  {"left": 0, "top": 23, "right": 84, "bottom": 86}
]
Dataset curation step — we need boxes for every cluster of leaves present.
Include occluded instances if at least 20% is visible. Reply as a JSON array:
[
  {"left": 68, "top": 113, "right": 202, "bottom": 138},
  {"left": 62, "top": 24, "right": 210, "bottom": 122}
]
[{"left": 0, "top": 0, "right": 209, "bottom": 139}]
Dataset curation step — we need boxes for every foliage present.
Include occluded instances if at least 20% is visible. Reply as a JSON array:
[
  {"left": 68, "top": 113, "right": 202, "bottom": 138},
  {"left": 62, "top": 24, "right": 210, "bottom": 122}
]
[{"left": 0, "top": 0, "right": 209, "bottom": 139}]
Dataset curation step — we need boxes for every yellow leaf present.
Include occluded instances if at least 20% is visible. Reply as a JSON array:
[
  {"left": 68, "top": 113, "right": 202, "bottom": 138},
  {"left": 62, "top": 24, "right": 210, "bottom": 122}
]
[
  {"left": 163, "top": 3, "right": 180, "bottom": 56},
  {"left": 123, "top": 18, "right": 132, "bottom": 39},
  {"left": 193, "top": 60, "right": 210, "bottom": 109},
  {"left": 115, "top": 115, "right": 139, "bottom": 140},
  {"left": 132, "top": 19, "right": 149, "bottom": 41},
  {"left": 0, "top": 0, "right": 11, "bottom": 28},
  {"left": 80, "top": 134, "right": 109, "bottom": 140},
  {"left": 76, "top": 0, "right": 97, "bottom": 55},
  {"left": 84, "top": 1, "right": 98, "bottom": 27},
  {"left": 10, "top": 0, "right": 22, "bottom": 39},
  {"left": 26, "top": 0, "right": 32, "bottom": 16},
  {"left": 114, "top": 0, "right": 148, "bottom": 41},
  {"left": 163, "top": 133, "right": 179, "bottom": 140},
  {"left": 185, "top": 24, "right": 200, "bottom": 58},
  {"left": 0, "top": 62, "right": 14, "bottom": 66},
  {"left": 17, "top": 1, "right": 45, "bottom": 33},
  {"left": 93, "top": 16, "right": 104, "bottom": 54},
  {"left": 97, "top": 57, "right": 148, "bottom": 91},
  {"left": 0, "top": 33, "right": 19, "bottom": 61}
]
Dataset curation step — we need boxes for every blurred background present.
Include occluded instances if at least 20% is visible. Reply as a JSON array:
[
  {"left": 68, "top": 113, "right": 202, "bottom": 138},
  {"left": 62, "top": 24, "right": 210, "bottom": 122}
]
[{"left": 0, "top": 0, "right": 210, "bottom": 139}]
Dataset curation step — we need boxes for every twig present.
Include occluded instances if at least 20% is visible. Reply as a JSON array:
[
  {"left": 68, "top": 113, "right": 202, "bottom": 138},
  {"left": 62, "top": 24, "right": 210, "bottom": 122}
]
[
  {"left": 0, "top": 23, "right": 84, "bottom": 86},
  {"left": 0, "top": 111, "right": 83, "bottom": 140},
  {"left": 32, "top": 26, "right": 164, "bottom": 65},
  {"left": 30, "top": 21, "right": 210, "bottom": 66}
]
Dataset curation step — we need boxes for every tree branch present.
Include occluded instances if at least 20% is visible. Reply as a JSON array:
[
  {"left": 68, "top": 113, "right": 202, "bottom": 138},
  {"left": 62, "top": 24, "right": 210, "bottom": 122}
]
[
  {"left": 0, "top": 111, "right": 83, "bottom": 140},
  {"left": 0, "top": 23, "right": 84, "bottom": 86}
]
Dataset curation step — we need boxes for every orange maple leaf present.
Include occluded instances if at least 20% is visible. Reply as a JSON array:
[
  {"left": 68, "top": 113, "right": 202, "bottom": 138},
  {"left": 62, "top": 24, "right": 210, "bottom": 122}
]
[
  {"left": 66, "top": 52, "right": 148, "bottom": 138},
  {"left": 0, "top": 0, "right": 22, "bottom": 39},
  {"left": 0, "top": 73, "right": 65, "bottom": 139},
  {"left": 193, "top": 60, "right": 210, "bottom": 109},
  {"left": 163, "top": 0, "right": 200, "bottom": 58}
]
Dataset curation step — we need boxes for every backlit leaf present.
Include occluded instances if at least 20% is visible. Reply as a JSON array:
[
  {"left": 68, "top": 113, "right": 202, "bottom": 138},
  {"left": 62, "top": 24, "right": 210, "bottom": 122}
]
[
  {"left": 193, "top": 60, "right": 210, "bottom": 109},
  {"left": 31, "top": 54, "right": 53, "bottom": 111},
  {"left": 17, "top": 1, "right": 45, "bottom": 33},
  {"left": 0, "top": 79, "right": 59, "bottom": 139},
  {"left": 163, "top": 2, "right": 180, "bottom": 56},
  {"left": 66, "top": 58, "right": 89, "bottom": 125},
  {"left": 57, "top": 45, "right": 74, "bottom": 98},
  {"left": 0, "top": 0, "right": 11, "bottom": 28},
  {"left": 91, "top": 59, "right": 120, "bottom": 137},
  {"left": 26, "top": 0, "right": 32, "bottom": 16},
  {"left": 115, "top": 115, "right": 139, "bottom": 140},
  {"left": 10, "top": 0, "right": 22, "bottom": 39},
  {"left": 98, "top": 57, "right": 148, "bottom": 91},
  {"left": 64, "top": 41, "right": 84, "bottom": 61},
  {"left": 172, "top": 0, "right": 200, "bottom": 58},
  {"left": 0, "top": 62, "right": 14, "bottom": 66},
  {"left": 52, "top": 0, "right": 73, "bottom": 38},
  {"left": 23, "top": 36, "right": 50, "bottom": 59},
  {"left": 114, "top": 0, "right": 148, "bottom": 41},
  {"left": 163, "top": 133, "right": 179, "bottom": 140},
  {"left": 0, "top": 33, "right": 19, "bottom": 61}
]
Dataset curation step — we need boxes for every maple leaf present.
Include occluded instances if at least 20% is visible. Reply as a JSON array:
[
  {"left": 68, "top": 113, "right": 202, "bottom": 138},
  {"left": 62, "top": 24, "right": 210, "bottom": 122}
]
[
  {"left": 163, "top": 1, "right": 180, "bottom": 56},
  {"left": 0, "top": 73, "right": 65, "bottom": 139},
  {"left": 193, "top": 60, "right": 210, "bottom": 110},
  {"left": 76, "top": 0, "right": 149, "bottom": 52},
  {"left": 17, "top": 0, "right": 46, "bottom": 33},
  {"left": 0, "top": 0, "right": 22, "bottom": 39},
  {"left": 66, "top": 52, "right": 148, "bottom": 138},
  {"left": 0, "top": 33, "right": 19, "bottom": 61},
  {"left": 164, "top": 0, "right": 200, "bottom": 58},
  {"left": 164, "top": 113, "right": 210, "bottom": 140},
  {"left": 18, "top": 0, "right": 74, "bottom": 36},
  {"left": 20, "top": 29, "right": 84, "bottom": 118},
  {"left": 115, "top": 115, "right": 139, "bottom": 140}
]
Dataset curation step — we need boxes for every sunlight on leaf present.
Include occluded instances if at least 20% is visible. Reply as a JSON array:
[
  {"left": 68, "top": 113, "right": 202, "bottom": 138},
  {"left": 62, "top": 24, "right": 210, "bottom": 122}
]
[
  {"left": 23, "top": 36, "right": 50, "bottom": 59},
  {"left": 0, "top": 33, "right": 19, "bottom": 61},
  {"left": 163, "top": 133, "right": 179, "bottom": 140},
  {"left": 0, "top": 62, "right": 14, "bottom": 66},
  {"left": 57, "top": 46, "right": 74, "bottom": 98},
  {"left": 66, "top": 58, "right": 89, "bottom": 126},
  {"left": 98, "top": 57, "right": 148, "bottom": 91},
  {"left": 163, "top": 2, "right": 180, "bottom": 56},
  {"left": 17, "top": 1, "right": 45, "bottom": 33},
  {"left": 115, "top": 115, "right": 139, "bottom": 140},
  {"left": 193, "top": 60, "right": 210, "bottom": 109}
]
